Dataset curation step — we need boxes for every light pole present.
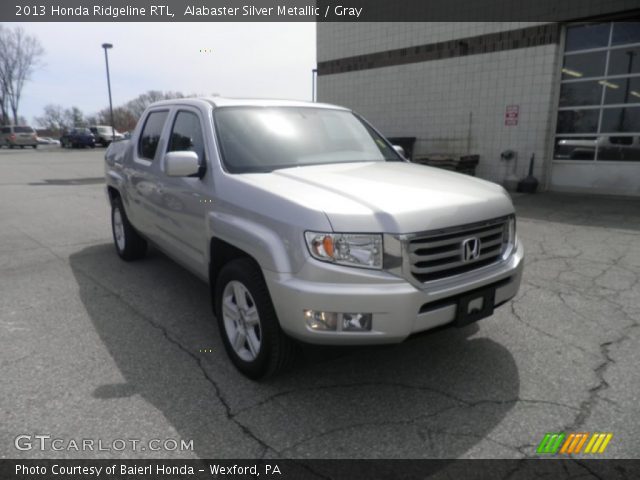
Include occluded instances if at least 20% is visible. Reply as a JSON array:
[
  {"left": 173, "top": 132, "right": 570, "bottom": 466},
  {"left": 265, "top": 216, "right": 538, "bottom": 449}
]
[{"left": 101, "top": 43, "right": 115, "bottom": 143}]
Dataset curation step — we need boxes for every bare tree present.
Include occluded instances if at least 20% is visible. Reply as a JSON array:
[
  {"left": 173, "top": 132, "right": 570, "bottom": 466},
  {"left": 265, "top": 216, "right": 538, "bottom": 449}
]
[
  {"left": 0, "top": 26, "right": 44, "bottom": 125},
  {"left": 124, "top": 90, "right": 186, "bottom": 118},
  {"left": 0, "top": 26, "right": 10, "bottom": 125},
  {"left": 64, "top": 106, "right": 85, "bottom": 128},
  {"left": 96, "top": 106, "right": 138, "bottom": 132},
  {"left": 35, "top": 104, "right": 67, "bottom": 131}
]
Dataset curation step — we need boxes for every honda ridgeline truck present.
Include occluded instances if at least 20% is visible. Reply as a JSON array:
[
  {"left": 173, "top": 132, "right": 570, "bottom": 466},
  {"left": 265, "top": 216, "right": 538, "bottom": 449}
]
[{"left": 105, "top": 98, "right": 524, "bottom": 378}]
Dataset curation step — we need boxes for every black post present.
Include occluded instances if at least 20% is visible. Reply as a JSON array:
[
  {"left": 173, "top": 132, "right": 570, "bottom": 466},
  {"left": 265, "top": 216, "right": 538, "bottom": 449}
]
[
  {"left": 618, "top": 51, "right": 636, "bottom": 132},
  {"left": 312, "top": 68, "right": 317, "bottom": 102},
  {"left": 101, "top": 43, "right": 115, "bottom": 142}
]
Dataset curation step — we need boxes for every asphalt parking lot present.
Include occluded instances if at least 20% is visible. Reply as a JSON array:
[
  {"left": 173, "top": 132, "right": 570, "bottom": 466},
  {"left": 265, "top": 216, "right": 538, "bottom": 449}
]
[{"left": 1, "top": 147, "right": 639, "bottom": 460}]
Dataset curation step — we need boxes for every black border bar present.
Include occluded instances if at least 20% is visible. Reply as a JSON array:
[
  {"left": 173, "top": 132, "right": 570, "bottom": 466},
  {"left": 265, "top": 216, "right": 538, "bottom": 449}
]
[
  {"left": 317, "top": 24, "right": 560, "bottom": 76},
  {"left": 1, "top": 1, "right": 639, "bottom": 22},
  {"left": 2, "top": 459, "right": 640, "bottom": 479}
]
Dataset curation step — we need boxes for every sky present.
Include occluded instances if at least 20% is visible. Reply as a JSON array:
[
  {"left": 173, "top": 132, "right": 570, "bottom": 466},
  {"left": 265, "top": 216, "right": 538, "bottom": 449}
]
[{"left": 11, "top": 22, "right": 316, "bottom": 125}]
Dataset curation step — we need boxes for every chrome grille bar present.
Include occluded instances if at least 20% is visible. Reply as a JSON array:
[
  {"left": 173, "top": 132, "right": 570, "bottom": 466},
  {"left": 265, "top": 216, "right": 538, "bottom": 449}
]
[{"left": 408, "top": 217, "right": 508, "bottom": 282}]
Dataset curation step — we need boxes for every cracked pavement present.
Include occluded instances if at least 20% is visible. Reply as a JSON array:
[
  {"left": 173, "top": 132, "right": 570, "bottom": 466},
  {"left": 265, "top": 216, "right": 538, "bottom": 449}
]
[{"left": 1, "top": 148, "right": 639, "bottom": 460}]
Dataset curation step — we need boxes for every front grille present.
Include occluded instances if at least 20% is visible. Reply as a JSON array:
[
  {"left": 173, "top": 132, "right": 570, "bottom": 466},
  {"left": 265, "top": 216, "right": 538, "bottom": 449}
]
[{"left": 408, "top": 217, "right": 508, "bottom": 282}]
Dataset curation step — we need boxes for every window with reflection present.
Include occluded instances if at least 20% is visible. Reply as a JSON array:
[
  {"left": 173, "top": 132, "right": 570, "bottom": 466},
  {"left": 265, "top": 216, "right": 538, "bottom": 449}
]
[
  {"left": 612, "top": 22, "right": 640, "bottom": 46},
  {"left": 168, "top": 111, "right": 205, "bottom": 162},
  {"left": 603, "top": 77, "right": 640, "bottom": 105},
  {"left": 562, "top": 51, "right": 606, "bottom": 79},
  {"left": 556, "top": 110, "right": 599, "bottom": 134},
  {"left": 554, "top": 137, "right": 597, "bottom": 160},
  {"left": 555, "top": 22, "right": 640, "bottom": 162},
  {"left": 608, "top": 47, "right": 640, "bottom": 76},
  {"left": 601, "top": 107, "right": 640, "bottom": 133},
  {"left": 559, "top": 81, "right": 602, "bottom": 107},
  {"left": 598, "top": 136, "right": 640, "bottom": 161},
  {"left": 564, "top": 23, "right": 610, "bottom": 52}
]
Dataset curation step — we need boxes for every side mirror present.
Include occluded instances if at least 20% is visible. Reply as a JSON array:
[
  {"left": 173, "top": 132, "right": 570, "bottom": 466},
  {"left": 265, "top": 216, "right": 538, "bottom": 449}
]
[
  {"left": 165, "top": 151, "right": 200, "bottom": 177},
  {"left": 393, "top": 145, "right": 407, "bottom": 159}
]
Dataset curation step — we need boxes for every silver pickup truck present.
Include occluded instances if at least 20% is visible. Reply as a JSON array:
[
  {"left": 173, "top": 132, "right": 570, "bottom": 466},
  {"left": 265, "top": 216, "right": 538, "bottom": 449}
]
[{"left": 105, "top": 97, "right": 524, "bottom": 378}]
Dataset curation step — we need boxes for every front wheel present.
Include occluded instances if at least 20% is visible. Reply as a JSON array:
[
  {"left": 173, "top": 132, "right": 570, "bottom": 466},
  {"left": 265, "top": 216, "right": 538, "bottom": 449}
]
[
  {"left": 111, "top": 197, "right": 147, "bottom": 261},
  {"left": 215, "top": 258, "right": 296, "bottom": 379}
]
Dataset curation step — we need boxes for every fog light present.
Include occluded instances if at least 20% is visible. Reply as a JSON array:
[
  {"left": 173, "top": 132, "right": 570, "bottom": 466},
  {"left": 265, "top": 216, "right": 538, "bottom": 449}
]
[
  {"left": 341, "top": 313, "right": 372, "bottom": 331},
  {"left": 304, "top": 310, "right": 338, "bottom": 331},
  {"left": 304, "top": 310, "right": 372, "bottom": 332}
]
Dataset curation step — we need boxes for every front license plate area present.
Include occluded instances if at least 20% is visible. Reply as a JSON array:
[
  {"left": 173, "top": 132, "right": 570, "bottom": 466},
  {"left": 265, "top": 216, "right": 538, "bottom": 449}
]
[{"left": 455, "top": 287, "right": 496, "bottom": 327}]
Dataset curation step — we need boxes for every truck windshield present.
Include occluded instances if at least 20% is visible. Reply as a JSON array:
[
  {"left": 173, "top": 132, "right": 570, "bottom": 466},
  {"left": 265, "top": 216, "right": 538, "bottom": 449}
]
[{"left": 214, "top": 107, "right": 402, "bottom": 173}]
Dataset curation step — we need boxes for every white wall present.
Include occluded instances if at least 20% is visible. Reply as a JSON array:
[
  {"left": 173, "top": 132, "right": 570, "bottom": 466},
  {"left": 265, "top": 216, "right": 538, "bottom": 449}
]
[
  {"left": 551, "top": 163, "right": 640, "bottom": 196},
  {"left": 318, "top": 40, "right": 561, "bottom": 184}
]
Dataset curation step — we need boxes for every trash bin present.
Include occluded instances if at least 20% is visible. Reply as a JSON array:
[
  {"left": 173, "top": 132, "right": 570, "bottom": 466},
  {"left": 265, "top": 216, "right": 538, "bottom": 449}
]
[{"left": 387, "top": 137, "right": 417, "bottom": 160}]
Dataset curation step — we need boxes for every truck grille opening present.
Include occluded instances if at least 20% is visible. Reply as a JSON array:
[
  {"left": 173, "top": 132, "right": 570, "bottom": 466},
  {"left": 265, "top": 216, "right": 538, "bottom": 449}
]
[{"left": 408, "top": 217, "right": 508, "bottom": 282}]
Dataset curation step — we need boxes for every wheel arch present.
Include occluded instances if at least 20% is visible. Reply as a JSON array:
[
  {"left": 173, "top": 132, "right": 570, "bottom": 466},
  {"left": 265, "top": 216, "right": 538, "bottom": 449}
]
[
  {"left": 107, "top": 185, "right": 120, "bottom": 205},
  {"left": 209, "top": 238, "right": 263, "bottom": 301}
]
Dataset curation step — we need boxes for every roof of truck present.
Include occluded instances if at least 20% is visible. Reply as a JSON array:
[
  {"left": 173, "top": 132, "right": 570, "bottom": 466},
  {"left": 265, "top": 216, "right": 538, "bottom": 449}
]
[{"left": 149, "top": 96, "right": 349, "bottom": 111}]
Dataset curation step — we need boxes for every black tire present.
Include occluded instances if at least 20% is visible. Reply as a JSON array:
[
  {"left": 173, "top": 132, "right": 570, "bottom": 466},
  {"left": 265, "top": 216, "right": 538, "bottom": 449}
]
[
  {"left": 32, "top": 144, "right": 37, "bottom": 149},
  {"left": 111, "top": 196, "right": 147, "bottom": 261},
  {"left": 215, "top": 258, "right": 296, "bottom": 379},
  {"left": 20, "top": 145, "right": 24, "bottom": 149}
]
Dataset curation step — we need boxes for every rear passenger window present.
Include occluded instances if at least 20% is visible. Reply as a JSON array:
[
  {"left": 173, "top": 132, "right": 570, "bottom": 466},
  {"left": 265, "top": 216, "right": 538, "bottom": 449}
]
[
  {"left": 138, "top": 111, "right": 169, "bottom": 160},
  {"left": 167, "top": 111, "right": 205, "bottom": 162},
  {"left": 1, "top": 127, "right": 10, "bottom": 134}
]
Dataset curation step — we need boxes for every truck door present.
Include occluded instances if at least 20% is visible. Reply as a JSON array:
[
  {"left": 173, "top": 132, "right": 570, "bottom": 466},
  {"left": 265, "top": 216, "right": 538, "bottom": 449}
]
[
  {"left": 155, "top": 108, "right": 211, "bottom": 277},
  {"left": 124, "top": 109, "right": 170, "bottom": 244}
]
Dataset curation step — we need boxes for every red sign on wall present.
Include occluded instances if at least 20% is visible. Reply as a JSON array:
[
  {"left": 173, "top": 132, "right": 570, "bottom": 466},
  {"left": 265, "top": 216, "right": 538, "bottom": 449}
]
[{"left": 505, "top": 105, "right": 519, "bottom": 126}]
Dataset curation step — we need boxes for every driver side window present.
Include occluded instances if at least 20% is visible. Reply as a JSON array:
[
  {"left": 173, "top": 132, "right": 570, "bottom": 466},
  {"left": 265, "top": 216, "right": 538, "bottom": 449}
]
[{"left": 168, "top": 111, "right": 205, "bottom": 163}]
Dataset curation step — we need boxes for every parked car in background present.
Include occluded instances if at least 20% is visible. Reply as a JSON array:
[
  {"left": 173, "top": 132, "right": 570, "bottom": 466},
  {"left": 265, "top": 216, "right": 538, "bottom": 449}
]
[
  {"left": 89, "top": 125, "right": 124, "bottom": 146},
  {"left": 37, "top": 137, "right": 61, "bottom": 146},
  {"left": 1, "top": 125, "right": 38, "bottom": 149},
  {"left": 555, "top": 136, "right": 640, "bottom": 161},
  {"left": 60, "top": 128, "right": 96, "bottom": 149}
]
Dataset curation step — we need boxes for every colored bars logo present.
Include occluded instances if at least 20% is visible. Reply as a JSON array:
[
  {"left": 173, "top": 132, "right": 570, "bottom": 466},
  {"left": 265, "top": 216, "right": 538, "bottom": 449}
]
[{"left": 537, "top": 432, "right": 613, "bottom": 455}]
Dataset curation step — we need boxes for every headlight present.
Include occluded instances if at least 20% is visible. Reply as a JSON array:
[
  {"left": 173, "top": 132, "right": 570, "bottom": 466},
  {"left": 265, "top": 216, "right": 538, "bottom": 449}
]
[
  {"left": 305, "top": 232, "right": 383, "bottom": 269},
  {"left": 502, "top": 216, "right": 516, "bottom": 258}
]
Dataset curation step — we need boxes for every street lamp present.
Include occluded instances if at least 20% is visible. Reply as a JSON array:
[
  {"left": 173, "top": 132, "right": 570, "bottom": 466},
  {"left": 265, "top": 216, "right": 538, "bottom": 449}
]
[{"left": 101, "top": 43, "right": 115, "bottom": 143}]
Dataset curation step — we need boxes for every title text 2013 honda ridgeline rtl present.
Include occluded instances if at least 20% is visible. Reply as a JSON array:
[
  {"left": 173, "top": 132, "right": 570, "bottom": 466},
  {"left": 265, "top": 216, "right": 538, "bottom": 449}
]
[{"left": 105, "top": 98, "right": 524, "bottom": 378}]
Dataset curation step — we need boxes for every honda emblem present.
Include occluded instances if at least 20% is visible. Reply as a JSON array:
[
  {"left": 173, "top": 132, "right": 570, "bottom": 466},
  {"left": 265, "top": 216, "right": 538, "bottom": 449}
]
[{"left": 461, "top": 237, "right": 480, "bottom": 262}]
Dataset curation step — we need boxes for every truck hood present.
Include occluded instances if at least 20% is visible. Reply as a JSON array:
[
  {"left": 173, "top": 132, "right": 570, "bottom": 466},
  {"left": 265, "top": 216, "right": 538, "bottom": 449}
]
[{"left": 240, "top": 162, "right": 514, "bottom": 233}]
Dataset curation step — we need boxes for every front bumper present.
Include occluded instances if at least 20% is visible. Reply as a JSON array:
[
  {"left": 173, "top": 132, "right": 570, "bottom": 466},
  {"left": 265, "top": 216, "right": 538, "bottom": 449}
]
[{"left": 264, "top": 240, "right": 524, "bottom": 345}]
